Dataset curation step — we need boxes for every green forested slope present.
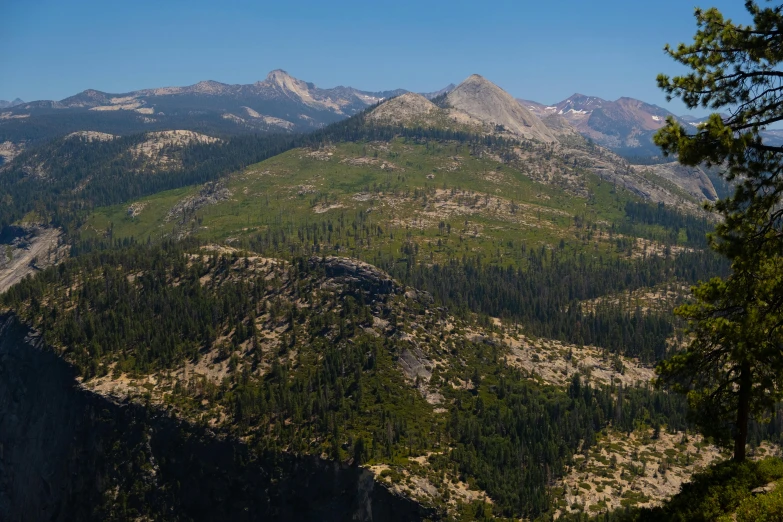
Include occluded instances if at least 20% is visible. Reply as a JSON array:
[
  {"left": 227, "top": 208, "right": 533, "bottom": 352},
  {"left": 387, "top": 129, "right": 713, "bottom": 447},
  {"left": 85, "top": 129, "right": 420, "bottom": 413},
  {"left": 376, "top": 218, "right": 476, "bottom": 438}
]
[
  {"left": 0, "top": 99, "right": 753, "bottom": 521},
  {"left": 3, "top": 243, "right": 700, "bottom": 519}
]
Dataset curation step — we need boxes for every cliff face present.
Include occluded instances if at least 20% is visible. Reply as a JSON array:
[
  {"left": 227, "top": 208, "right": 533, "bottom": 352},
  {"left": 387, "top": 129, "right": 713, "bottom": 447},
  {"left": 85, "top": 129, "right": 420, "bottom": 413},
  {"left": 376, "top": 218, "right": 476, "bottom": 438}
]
[
  {"left": 0, "top": 313, "right": 431, "bottom": 521},
  {"left": 0, "top": 312, "right": 107, "bottom": 520}
]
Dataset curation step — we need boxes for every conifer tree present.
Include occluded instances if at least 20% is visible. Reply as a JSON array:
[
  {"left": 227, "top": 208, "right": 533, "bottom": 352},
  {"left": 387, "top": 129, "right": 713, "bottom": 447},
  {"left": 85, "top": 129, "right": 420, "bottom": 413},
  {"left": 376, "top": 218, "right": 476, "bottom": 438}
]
[{"left": 654, "top": 1, "right": 783, "bottom": 461}]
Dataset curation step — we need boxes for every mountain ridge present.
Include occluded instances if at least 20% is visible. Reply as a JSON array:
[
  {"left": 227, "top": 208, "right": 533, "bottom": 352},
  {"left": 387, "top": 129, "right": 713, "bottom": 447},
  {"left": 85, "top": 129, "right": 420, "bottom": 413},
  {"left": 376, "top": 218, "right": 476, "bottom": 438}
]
[
  {"left": 445, "top": 74, "right": 557, "bottom": 143},
  {"left": 366, "top": 75, "right": 716, "bottom": 204},
  {"left": 6, "top": 70, "right": 778, "bottom": 157},
  {"left": 368, "top": 75, "right": 559, "bottom": 144},
  {"left": 520, "top": 94, "right": 676, "bottom": 155},
  {"left": 0, "top": 71, "right": 454, "bottom": 144},
  {"left": 0, "top": 98, "right": 24, "bottom": 109},
  {"left": 519, "top": 93, "right": 783, "bottom": 156}
]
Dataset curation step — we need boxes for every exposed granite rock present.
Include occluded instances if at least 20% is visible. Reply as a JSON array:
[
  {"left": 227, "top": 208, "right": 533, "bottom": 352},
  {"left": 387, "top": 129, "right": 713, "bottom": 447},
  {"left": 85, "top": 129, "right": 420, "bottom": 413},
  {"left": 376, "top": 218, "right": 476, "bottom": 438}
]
[
  {"left": 315, "top": 256, "right": 396, "bottom": 296},
  {"left": 165, "top": 181, "right": 232, "bottom": 224},
  {"left": 752, "top": 482, "right": 778, "bottom": 495}
]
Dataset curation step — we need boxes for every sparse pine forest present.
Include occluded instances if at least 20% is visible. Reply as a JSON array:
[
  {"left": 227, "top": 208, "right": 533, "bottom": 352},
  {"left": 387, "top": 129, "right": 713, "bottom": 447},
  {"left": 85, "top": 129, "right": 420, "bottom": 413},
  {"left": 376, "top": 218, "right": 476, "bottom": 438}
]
[{"left": 4, "top": 242, "right": 705, "bottom": 518}]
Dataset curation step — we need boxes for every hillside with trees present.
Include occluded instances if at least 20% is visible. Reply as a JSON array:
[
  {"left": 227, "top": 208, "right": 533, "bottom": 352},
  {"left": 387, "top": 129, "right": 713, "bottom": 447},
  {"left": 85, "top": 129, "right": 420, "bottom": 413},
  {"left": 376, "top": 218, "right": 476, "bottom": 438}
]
[{"left": 4, "top": 3, "right": 783, "bottom": 519}]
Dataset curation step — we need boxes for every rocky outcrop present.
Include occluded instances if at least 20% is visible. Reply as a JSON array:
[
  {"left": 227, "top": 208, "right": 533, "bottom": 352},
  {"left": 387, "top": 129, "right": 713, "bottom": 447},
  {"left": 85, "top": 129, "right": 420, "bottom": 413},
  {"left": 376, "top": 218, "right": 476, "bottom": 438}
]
[
  {"left": 0, "top": 313, "right": 434, "bottom": 521},
  {"left": 165, "top": 181, "right": 232, "bottom": 225},
  {"left": 64, "top": 131, "right": 117, "bottom": 142},
  {"left": 0, "top": 141, "right": 22, "bottom": 165},
  {"left": 0, "top": 226, "right": 65, "bottom": 294},
  {"left": 315, "top": 256, "right": 396, "bottom": 296},
  {"left": 367, "top": 93, "right": 438, "bottom": 125},
  {"left": 637, "top": 162, "right": 719, "bottom": 202},
  {"left": 446, "top": 75, "right": 557, "bottom": 143}
]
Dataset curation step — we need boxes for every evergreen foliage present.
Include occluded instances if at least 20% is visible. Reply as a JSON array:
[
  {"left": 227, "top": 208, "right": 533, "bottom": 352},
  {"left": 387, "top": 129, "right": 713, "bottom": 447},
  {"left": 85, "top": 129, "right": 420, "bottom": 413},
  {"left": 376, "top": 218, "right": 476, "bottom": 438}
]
[
  {"left": 2, "top": 242, "right": 694, "bottom": 519},
  {"left": 386, "top": 249, "right": 726, "bottom": 363},
  {"left": 621, "top": 201, "right": 712, "bottom": 248},
  {"left": 654, "top": 1, "right": 783, "bottom": 462},
  {"left": 0, "top": 133, "right": 298, "bottom": 231}
]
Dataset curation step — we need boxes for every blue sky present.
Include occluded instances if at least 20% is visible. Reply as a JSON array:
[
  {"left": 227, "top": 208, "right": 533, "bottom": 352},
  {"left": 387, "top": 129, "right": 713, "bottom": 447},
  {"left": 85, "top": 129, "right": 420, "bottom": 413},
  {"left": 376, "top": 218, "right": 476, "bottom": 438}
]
[{"left": 1, "top": 0, "right": 754, "bottom": 115}]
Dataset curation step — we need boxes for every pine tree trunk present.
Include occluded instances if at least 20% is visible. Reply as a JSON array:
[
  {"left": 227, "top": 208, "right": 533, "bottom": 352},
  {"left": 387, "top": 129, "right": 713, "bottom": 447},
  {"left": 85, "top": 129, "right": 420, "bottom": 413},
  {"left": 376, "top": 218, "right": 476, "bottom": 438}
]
[{"left": 734, "top": 360, "right": 752, "bottom": 462}]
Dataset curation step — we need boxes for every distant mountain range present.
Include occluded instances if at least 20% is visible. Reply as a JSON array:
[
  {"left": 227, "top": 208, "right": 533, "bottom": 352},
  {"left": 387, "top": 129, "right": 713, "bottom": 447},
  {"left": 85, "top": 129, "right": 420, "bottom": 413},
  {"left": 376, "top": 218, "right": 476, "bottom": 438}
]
[
  {"left": 1, "top": 72, "right": 719, "bottom": 216},
  {"left": 520, "top": 95, "right": 683, "bottom": 157},
  {"left": 521, "top": 95, "right": 783, "bottom": 155},
  {"left": 0, "top": 71, "right": 450, "bottom": 144},
  {"left": 3, "top": 69, "right": 780, "bottom": 159}
]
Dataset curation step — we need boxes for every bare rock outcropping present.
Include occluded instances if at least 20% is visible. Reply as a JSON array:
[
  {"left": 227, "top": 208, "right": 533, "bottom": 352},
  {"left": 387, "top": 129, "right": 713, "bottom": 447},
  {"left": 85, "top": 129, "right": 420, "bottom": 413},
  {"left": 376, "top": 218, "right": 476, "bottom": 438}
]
[
  {"left": 636, "top": 162, "right": 719, "bottom": 202},
  {"left": 316, "top": 256, "right": 396, "bottom": 296},
  {"left": 367, "top": 93, "right": 438, "bottom": 125},
  {"left": 445, "top": 74, "right": 557, "bottom": 143},
  {"left": 0, "top": 226, "right": 66, "bottom": 294},
  {"left": 131, "top": 130, "right": 221, "bottom": 169},
  {"left": 165, "top": 181, "right": 232, "bottom": 224},
  {"left": 65, "top": 130, "right": 117, "bottom": 142}
]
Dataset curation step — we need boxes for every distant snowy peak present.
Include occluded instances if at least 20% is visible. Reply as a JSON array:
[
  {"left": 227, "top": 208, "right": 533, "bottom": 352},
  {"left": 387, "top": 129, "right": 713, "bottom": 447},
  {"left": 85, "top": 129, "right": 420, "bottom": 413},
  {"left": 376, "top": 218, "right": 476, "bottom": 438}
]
[
  {"left": 557, "top": 94, "right": 606, "bottom": 115},
  {"left": 524, "top": 93, "right": 783, "bottom": 155},
  {"left": 517, "top": 94, "right": 604, "bottom": 117},
  {"left": 678, "top": 113, "right": 732, "bottom": 128},
  {"left": 523, "top": 95, "right": 673, "bottom": 123},
  {"left": 519, "top": 94, "right": 680, "bottom": 154}
]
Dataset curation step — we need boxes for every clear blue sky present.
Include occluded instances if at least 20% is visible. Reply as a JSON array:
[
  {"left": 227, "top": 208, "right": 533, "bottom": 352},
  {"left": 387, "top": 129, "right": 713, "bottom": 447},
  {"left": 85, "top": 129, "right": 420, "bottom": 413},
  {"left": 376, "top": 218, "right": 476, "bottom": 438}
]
[{"left": 1, "top": 0, "right": 754, "bottom": 115}]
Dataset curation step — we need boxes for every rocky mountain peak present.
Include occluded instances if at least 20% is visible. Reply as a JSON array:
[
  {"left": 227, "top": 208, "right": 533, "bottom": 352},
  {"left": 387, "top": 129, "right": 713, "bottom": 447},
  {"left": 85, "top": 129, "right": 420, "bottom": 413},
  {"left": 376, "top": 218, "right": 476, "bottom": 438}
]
[
  {"left": 559, "top": 94, "right": 606, "bottom": 113},
  {"left": 0, "top": 98, "right": 25, "bottom": 109},
  {"left": 264, "top": 69, "right": 305, "bottom": 89},
  {"left": 519, "top": 92, "right": 685, "bottom": 154},
  {"left": 190, "top": 80, "right": 230, "bottom": 95},
  {"left": 446, "top": 74, "right": 557, "bottom": 142},
  {"left": 58, "top": 89, "right": 111, "bottom": 108},
  {"left": 367, "top": 93, "right": 437, "bottom": 124},
  {"left": 265, "top": 68, "right": 289, "bottom": 79},
  {"left": 82, "top": 89, "right": 108, "bottom": 99},
  {"left": 255, "top": 69, "right": 321, "bottom": 106}
]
